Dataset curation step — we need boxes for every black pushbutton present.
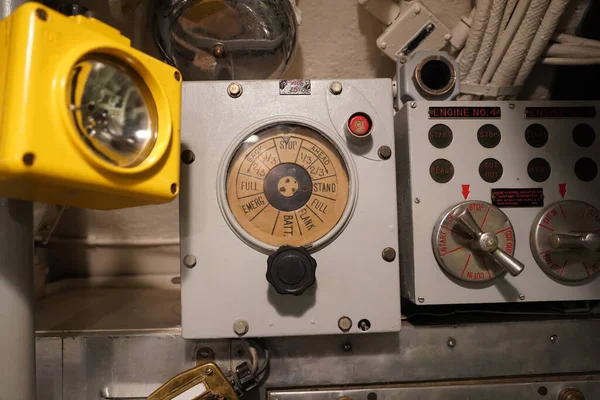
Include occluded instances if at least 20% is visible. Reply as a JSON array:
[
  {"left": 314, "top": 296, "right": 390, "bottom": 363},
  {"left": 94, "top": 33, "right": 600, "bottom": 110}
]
[
  {"left": 574, "top": 157, "right": 598, "bottom": 182},
  {"left": 430, "top": 159, "right": 454, "bottom": 183},
  {"left": 479, "top": 158, "right": 503, "bottom": 183},
  {"left": 477, "top": 124, "right": 501, "bottom": 148},
  {"left": 267, "top": 246, "right": 316, "bottom": 295},
  {"left": 428, "top": 124, "right": 453, "bottom": 148},
  {"left": 525, "top": 124, "right": 549, "bottom": 148},
  {"left": 527, "top": 158, "right": 551, "bottom": 182},
  {"left": 572, "top": 123, "right": 596, "bottom": 148}
]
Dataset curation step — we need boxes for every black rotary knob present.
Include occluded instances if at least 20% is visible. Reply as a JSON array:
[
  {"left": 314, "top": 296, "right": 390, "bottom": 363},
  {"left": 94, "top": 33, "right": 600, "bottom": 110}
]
[{"left": 266, "top": 246, "right": 317, "bottom": 295}]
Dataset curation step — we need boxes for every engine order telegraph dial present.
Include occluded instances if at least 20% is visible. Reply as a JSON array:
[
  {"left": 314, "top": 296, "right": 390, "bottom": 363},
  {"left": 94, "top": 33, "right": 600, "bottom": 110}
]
[
  {"left": 225, "top": 124, "right": 350, "bottom": 248},
  {"left": 531, "top": 201, "right": 600, "bottom": 281},
  {"left": 432, "top": 201, "right": 524, "bottom": 282}
]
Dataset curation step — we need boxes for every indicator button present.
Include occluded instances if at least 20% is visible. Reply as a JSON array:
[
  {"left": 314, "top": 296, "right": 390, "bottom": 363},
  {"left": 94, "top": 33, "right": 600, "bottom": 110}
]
[
  {"left": 428, "top": 124, "right": 453, "bottom": 148},
  {"left": 430, "top": 159, "right": 454, "bottom": 183},
  {"left": 525, "top": 124, "right": 549, "bottom": 148},
  {"left": 347, "top": 113, "right": 372, "bottom": 137},
  {"left": 574, "top": 157, "right": 598, "bottom": 182},
  {"left": 527, "top": 158, "right": 551, "bottom": 182},
  {"left": 477, "top": 124, "right": 501, "bottom": 148},
  {"left": 572, "top": 123, "right": 596, "bottom": 148},
  {"left": 479, "top": 158, "right": 503, "bottom": 183}
]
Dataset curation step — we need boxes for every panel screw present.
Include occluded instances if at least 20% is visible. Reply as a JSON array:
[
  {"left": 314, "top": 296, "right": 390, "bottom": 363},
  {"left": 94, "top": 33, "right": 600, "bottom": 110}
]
[
  {"left": 559, "top": 388, "right": 585, "bottom": 400},
  {"left": 418, "top": 297, "right": 425, "bottom": 303},
  {"left": 305, "top": 82, "right": 311, "bottom": 90},
  {"left": 181, "top": 149, "right": 196, "bottom": 165},
  {"left": 550, "top": 334, "right": 559, "bottom": 344},
  {"left": 508, "top": 103, "right": 515, "bottom": 109},
  {"left": 342, "top": 342, "right": 353, "bottom": 352},
  {"left": 447, "top": 337, "right": 456, "bottom": 348},
  {"left": 382, "top": 247, "right": 396, "bottom": 262},
  {"left": 414, "top": 4, "right": 422, "bottom": 14},
  {"left": 399, "top": 56, "right": 407, "bottom": 64},
  {"left": 410, "top": 102, "right": 417, "bottom": 108},
  {"left": 228, "top": 82, "right": 243, "bottom": 98},
  {"left": 205, "top": 367, "right": 214, "bottom": 376},
  {"left": 183, "top": 254, "right": 197, "bottom": 268},
  {"left": 233, "top": 319, "right": 249, "bottom": 336},
  {"left": 279, "top": 80, "right": 286, "bottom": 89},
  {"left": 378, "top": 146, "right": 392, "bottom": 160},
  {"left": 330, "top": 81, "right": 343, "bottom": 95},
  {"left": 338, "top": 316, "right": 352, "bottom": 333},
  {"left": 36, "top": 8, "right": 47, "bottom": 21},
  {"left": 174, "top": 71, "right": 181, "bottom": 81},
  {"left": 380, "top": 41, "right": 387, "bottom": 49},
  {"left": 444, "top": 33, "right": 453, "bottom": 42},
  {"left": 414, "top": 198, "right": 421, "bottom": 204},
  {"left": 519, "top": 293, "right": 525, "bottom": 300},
  {"left": 196, "top": 347, "right": 215, "bottom": 360}
]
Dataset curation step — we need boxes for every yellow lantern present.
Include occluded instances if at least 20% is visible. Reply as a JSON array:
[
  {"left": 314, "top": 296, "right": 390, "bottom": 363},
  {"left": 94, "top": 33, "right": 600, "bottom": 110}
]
[{"left": 0, "top": 3, "right": 181, "bottom": 209}]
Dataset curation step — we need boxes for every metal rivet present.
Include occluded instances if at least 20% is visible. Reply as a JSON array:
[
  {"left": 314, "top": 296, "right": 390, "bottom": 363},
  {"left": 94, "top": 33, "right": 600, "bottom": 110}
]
[
  {"left": 508, "top": 103, "right": 515, "bottom": 109},
  {"left": 330, "top": 81, "right": 343, "bottom": 95},
  {"left": 279, "top": 81, "right": 286, "bottom": 89},
  {"left": 181, "top": 149, "right": 196, "bottom": 165},
  {"left": 183, "top": 254, "right": 197, "bottom": 268},
  {"left": 342, "top": 342, "right": 353, "bottom": 352},
  {"left": 170, "top": 183, "right": 178, "bottom": 194},
  {"left": 378, "top": 146, "right": 392, "bottom": 160},
  {"left": 447, "top": 337, "right": 456, "bottom": 348},
  {"left": 559, "top": 388, "right": 585, "bottom": 400},
  {"left": 233, "top": 319, "right": 249, "bottom": 336},
  {"left": 550, "top": 334, "right": 559, "bottom": 344},
  {"left": 305, "top": 82, "right": 311, "bottom": 90},
  {"left": 338, "top": 316, "right": 352, "bottom": 332},
  {"left": 443, "top": 33, "right": 453, "bottom": 42},
  {"left": 414, "top": 198, "right": 421, "bottom": 204},
  {"left": 382, "top": 247, "right": 396, "bottom": 262},
  {"left": 519, "top": 293, "right": 525, "bottom": 300},
  {"left": 414, "top": 4, "right": 422, "bottom": 14},
  {"left": 22, "top": 153, "right": 35, "bottom": 166},
  {"left": 212, "top": 43, "right": 227, "bottom": 59},
  {"left": 410, "top": 102, "right": 417, "bottom": 108},
  {"left": 36, "top": 8, "right": 47, "bottom": 21},
  {"left": 399, "top": 56, "right": 407, "bottom": 64},
  {"left": 380, "top": 41, "right": 387, "bottom": 49},
  {"left": 228, "top": 82, "right": 243, "bottom": 98},
  {"left": 418, "top": 297, "right": 425, "bottom": 303},
  {"left": 205, "top": 367, "right": 214, "bottom": 376},
  {"left": 174, "top": 71, "right": 181, "bottom": 81}
]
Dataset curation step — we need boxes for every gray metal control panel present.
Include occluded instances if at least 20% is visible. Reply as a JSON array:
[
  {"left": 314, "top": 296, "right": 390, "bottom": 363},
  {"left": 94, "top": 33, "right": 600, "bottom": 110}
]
[
  {"left": 180, "top": 79, "right": 400, "bottom": 338},
  {"left": 396, "top": 101, "right": 600, "bottom": 304}
]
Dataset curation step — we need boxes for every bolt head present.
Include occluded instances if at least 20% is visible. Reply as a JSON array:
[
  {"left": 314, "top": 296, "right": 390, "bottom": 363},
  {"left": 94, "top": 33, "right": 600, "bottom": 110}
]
[
  {"left": 233, "top": 319, "right": 249, "bottom": 336},
  {"left": 508, "top": 103, "right": 515, "bottom": 109},
  {"left": 447, "top": 337, "right": 456, "bottom": 348},
  {"left": 414, "top": 198, "right": 421, "bottom": 204},
  {"left": 378, "top": 146, "right": 392, "bottom": 160},
  {"left": 418, "top": 297, "right": 425, "bottom": 303},
  {"left": 212, "top": 43, "right": 227, "bottom": 59},
  {"left": 399, "top": 56, "right": 407, "bottom": 64},
  {"left": 330, "top": 81, "right": 343, "bottom": 95},
  {"left": 559, "top": 388, "right": 585, "bottom": 400},
  {"left": 444, "top": 33, "right": 453, "bottom": 41},
  {"left": 380, "top": 41, "right": 388, "bottom": 49},
  {"left": 382, "top": 247, "right": 396, "bottom": 262},
  {"left": 414, "top": 4, "right": 422, "bottom": 14},
  {"left": 205, "top": 367, "right": 214, "bottom": 376},
  {"left": 183, "top": 254, "right": 197, "bottom": 268},
  {"left": 550, "top": 334, "right": 559, "bottom": 343},
  {"left": 410, "top": 102, "right": 417, "bottom": 108},
  {"left": 519, "top": 294, "right": 526, "bottom": 301},
  {"left": 228, "top": 82, "right": 243, "bottom": 98},
  {"left": 338, "top": 316, "right": 352, "bottom": 332}
]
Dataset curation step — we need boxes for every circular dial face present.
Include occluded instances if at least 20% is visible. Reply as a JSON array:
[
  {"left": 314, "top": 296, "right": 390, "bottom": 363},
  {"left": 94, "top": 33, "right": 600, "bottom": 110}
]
[
  {"left": 226, "top": 124, "right": 349, "bottom": 248},
  {"left": 432, "top": 201, "right": 516, "bottom": 282},
  {"left": 531, "top": 201, "right": 600, "bottom": 281},
  {"left": 68, "top": 55, "right": 157, "bottom": 168}
]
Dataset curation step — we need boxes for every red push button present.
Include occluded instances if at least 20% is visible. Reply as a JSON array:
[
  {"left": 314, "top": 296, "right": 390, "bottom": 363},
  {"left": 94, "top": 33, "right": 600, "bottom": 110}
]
[{"left": 347, "top": 113, "right": 372, "bottom": 137}]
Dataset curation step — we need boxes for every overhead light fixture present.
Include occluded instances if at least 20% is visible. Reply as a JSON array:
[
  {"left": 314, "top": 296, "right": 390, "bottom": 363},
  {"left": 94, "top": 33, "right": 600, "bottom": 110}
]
[{"left": 0, "top": 3, "right": 182, "bottom": 210}]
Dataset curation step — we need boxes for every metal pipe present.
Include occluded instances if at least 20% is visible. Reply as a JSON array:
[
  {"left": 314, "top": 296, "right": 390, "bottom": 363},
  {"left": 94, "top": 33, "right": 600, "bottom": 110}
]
[{"left": 0, "top": 5, "right": 35, "bottom": 399}]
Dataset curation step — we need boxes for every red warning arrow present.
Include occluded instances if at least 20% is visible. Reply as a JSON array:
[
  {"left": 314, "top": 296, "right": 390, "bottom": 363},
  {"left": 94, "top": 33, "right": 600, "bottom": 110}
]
[
  {"left": 559, "top": 183, "right": 567, "bottom": 199},
  {"left": 461, "top": 184, "right": 470, "bottom": 200}
]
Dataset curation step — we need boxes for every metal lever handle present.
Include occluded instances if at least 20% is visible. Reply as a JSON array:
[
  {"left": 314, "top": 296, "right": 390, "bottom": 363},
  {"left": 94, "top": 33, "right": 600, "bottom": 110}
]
[
  {"left": 453, "top": 206, "right": 525, "bottom": 277},
  {"left": 549, "top": 232, "right": 600, "bottom": 251}
]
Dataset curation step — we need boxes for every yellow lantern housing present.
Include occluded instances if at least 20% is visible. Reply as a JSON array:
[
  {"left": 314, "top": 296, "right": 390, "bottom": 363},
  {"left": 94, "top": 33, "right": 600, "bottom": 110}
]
[{"left": 0, "top": 3, "right": 182, "bottom": 209}]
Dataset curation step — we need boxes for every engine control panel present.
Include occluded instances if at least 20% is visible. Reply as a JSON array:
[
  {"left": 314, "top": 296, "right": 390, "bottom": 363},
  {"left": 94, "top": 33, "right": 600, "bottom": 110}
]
[
  {"left": 395, "top": 101, "right": 600, "bottom": 304},
  {"left": 180, "top": 79, "right": 400, "bottom": 338}
]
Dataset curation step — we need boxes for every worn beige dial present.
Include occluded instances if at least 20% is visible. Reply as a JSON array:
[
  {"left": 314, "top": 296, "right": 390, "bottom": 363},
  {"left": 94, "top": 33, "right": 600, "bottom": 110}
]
[{"left": 226, "top": 124, "right": 349, "bottom": 247}]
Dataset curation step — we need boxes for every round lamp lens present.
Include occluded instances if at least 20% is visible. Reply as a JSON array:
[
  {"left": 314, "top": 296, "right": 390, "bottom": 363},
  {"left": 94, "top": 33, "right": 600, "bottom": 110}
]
[{"left": 69, "top": 55, "right": 157, "bottom": 168}]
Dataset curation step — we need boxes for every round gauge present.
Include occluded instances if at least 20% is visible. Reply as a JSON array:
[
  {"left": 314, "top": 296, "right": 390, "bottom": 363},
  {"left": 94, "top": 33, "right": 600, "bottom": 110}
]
[
  {"left": 225, "top": 124, "right": 350, "bottom": 248},
  {"left": 68, "top": 54, "right": 157, "bottom": 168},
  {"left": 531, "top": 201, "right": 600, "bottom": 281}
]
